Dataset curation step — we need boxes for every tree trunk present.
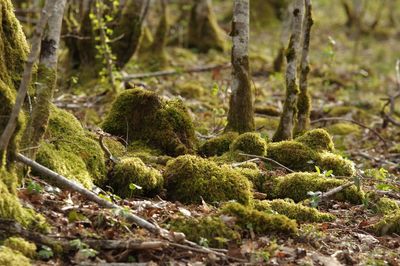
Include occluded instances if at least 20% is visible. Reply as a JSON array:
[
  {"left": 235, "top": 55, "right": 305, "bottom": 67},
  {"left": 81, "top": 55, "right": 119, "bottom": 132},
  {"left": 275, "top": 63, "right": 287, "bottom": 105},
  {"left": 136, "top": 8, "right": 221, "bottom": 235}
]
[
  {"left": 272, "top": 0, "right": 303, "bottom": 142},
  {"left": 225, "top": 0, "right": 254, "bottom": 133},
  {"left": 187, "top": 0, "right": 226, "bottom": 53},
  {"left": 23, "top": 0, "right": 67, "bottom": 159}
]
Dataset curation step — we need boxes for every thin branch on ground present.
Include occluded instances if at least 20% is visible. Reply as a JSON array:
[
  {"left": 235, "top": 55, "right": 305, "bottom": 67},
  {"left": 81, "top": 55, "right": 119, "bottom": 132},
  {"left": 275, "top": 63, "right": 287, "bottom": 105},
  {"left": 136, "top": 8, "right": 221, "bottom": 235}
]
[{"left": 238, "top": 153, "right": 295, "bottom": 173}]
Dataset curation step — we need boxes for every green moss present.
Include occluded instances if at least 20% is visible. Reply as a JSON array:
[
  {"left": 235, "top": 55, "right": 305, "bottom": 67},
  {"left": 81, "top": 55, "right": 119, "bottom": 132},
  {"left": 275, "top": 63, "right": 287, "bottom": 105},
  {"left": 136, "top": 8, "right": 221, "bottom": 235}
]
[
  {"left": 254, "top": 105, "right": 281, "bottom": 117},
  {"left": 295, "top": 129, "right": 335, "bottom": 152},
  {"left": 230, "top": 132, "right": 268, "bottom": 156},
  {"left": 221, "top": 202, "right": 298, "bottom": 236},
  {"left": 3, "top": 237, "right": 36, "bottom": 258},
  {"left": 199, "top": 132, "right": 238, "bottom": 157},
  {"left": 255, "top": 116, "right": 279, "bottom": 131},
  {"left": 316, "top": 152, "right": 356, "bottom": 177},
  {"left": 163, "top": 155, "right": 252, "bottom": 205},
  {"left": 234, "top": 165, "right": 264, "bottom": 191},
  {"left": 254, "top": 199, "right": 336, "bottom": 223},
  {"left": 102, "top": 89, "right": 196, "bottom": 156},
  {"left": 366, "top": 193, "right": 399, "bottom": 215},
  {"left": 373, "top": 210, "right": 400, "bottom": 236},
  {"left": 388, "top": 144, "right": 400, "bottom": 154},
  {"left": 325, "top": 123, "right": 361, "bottom": 136},
  {"left": 267, "top": 141, "right": 318, "bottom": 171},
  {"left": 35, "top": 105, "right": 106, "bottom": 188},
  {"left": 107, "top": 157, "right": 163, "bottom": 198},
  {"left": 127, "top": 141, "right": 171, "bottom": 167},
  {"left": 264, "top": 172, "right": 364, "bottom": 204},
  {"left": 0, "top": 246, "right": 31, "bottom": 266},
  {"left": 169, "top": 216, "right": 240, "bottom": 248},
  {"left": 176, "top": 82, "right": 205, "bottom": 99}
]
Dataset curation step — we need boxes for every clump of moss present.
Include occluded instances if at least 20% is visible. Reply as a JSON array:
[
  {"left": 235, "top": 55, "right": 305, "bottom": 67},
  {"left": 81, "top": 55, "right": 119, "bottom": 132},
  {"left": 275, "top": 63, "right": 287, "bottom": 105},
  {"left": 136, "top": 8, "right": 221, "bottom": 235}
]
[
  {"left": 102, "top": 89, "right": 196, "bottom": 156},
  {"left": 234, "top": 165, "right": 265, "bottom": 191},
  {"left": 254, "top": 105, "right": 281, "bottom": 117},
  {"left": 373, "top": 210, "right": 400, "bottom": 236},
  {"left": 230, "top": 132, "right": 268, "bottom": 156},
  {"left": 35, "top": 105, "right": 106, "bottom": 188},
  {"left": 169, "top": 216, "right": 240, "bottom": 248},
  {"left": 3, "top": 237, "right": 36, "bottom": 258},
  {"left": 254, "top": 199, "right": 336, "bottom": 223},
  {"left": 126, "top": 141, "right": 172, "bottom": 167},
  {"left": 366, "top": 192, "right": 399, "bottom": 215},
  {"left": 0, "top": 246, "right": 31, "bottom": 266},
  {"left": 176, "top": 82, "right": 205, "bottom": 99},
  {"left": 325, "top": 123, "right": 361, "bottom": 136},
  {"left": 316, "top": 152, "right": 356, "bottom": 177},
  {"left": 295, "top": 129, "right": 335, "bottom": 152},
  {"left": 221, "top": 202, "right": 298, "bottom": 236},
  {"left": 163, "top": 155, "right": 252, "bottom": 205},
  {"left": 267, "top": 141, "right": 318, "bottom": 171},
  {"left": 264, "top": 172, "right": 364, "bottom": 204},
  {"left": 199, "top": 132, "right": 238, "bottom": 157},
  {"left": 107, "top": 157, "right": 163, "bottom": 198}
]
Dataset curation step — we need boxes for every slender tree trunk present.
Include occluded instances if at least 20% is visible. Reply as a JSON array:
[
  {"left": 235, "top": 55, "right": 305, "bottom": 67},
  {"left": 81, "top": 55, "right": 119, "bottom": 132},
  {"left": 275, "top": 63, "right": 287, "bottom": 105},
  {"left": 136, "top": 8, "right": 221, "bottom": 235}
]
[
  {"left": 23, "top": 0, "right": 67, "bottom": 159},
  {"left": 294, "top": 0, "right": 313, "bottom": 135},
  {"left": 272, "top": 0, "right": 303, "bottom": 142},
  {"left": 225, "top": 0, "right": 254, "bottom": 133}
]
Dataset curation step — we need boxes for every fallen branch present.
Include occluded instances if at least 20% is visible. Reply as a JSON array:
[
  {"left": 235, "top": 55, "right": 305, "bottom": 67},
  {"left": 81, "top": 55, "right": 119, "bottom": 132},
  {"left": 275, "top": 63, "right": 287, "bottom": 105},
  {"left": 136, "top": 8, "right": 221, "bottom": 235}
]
[
  {"left": 120, "top": 63, "right": 230, "bottom": 81},
  {"left": 311, "top": 117, "right": 387, "bottom": 147},
  {"left": 238, "top": 153, "right": 294, "bottom": 173},
  {"left": 320, "top": 182, "right": 354, "bottom": 200}
]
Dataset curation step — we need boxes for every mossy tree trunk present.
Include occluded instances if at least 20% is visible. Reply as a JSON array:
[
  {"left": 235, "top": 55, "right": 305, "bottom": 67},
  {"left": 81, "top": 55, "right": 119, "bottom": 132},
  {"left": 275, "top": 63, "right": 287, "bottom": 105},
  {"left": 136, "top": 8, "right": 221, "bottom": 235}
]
[
  {"left": 187, "top": 0, "right": 226, "bottom": 53},
  {"left": 294, "top": 0, "right": 313, "bottom": 136},
  {"left": 24, "top": 0, "right": 67, "bottom": 160},
  {"left": 272, "top": 0, "right": 303, "bottom": 142},
  {"left": 225, "top": 0, "right": 254, "bottom": 134}
]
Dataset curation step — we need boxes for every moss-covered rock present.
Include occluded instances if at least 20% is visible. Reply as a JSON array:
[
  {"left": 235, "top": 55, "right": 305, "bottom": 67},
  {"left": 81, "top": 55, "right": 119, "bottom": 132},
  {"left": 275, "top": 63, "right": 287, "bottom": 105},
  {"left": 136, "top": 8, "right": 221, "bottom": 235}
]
[
  {"left": 199, "top": 132, "right": 238, "bottom": 157},
  {"left": 3, "top": 237, "right": 36, "bottom": 258},
  {"left": 295, "top": 129, "right": 335, "bottom": 152},
  {"left": 36, "top": 106, "right": 106, "bottom": 188},
  {"left": 221, "top": 202, "right": 298, "bottom": 236},
  {"left": 163, "top": 155, "right": 252, "bottom": 205},
  {"left": 366, "top": 192, "right": 400, "bottom": 215},
  {"left": 264, "top": 172, "right": 364, "bottom": 204},
  {"left": 234, "top": 164, "right": 265, "bottom": 191},
  {"left": 230, "top": 132, "right": 268, "bottom": 156},
  {"left": 102, "top": 89, "right": 196, "bottom": 156},
  {"left": 107, "top": 157, "right": 163, "bottom": 198},
  {"left": 169, "top": 216, "right": 240, "bottom": 248},
  {"left": 373, "top": 210, "right": 400, "bottom": 236},
  {"left": 316, "top": 152, "right": 356, "bottom": 177},
  {"left": 254, "top": 199, "right": 336, "bottom": 223},
  {"left": 176, "top": 82, "right": 205, "bottom": 99},
  {"left": 325, "top": 123, "right": 361, "bottom": 136},
  {"left": 0, "top": 246, "right": 31, "bottom": 266}
]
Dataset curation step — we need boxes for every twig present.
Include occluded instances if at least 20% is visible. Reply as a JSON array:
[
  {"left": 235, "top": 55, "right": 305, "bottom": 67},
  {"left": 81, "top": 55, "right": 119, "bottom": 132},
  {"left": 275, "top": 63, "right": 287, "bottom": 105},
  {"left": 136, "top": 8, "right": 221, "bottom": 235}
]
[
  {"left": 320, "top": 182, "right": 354, "bottom": 200},
  {"left": 311, "top": 117, "right": 387, "bottom": 147},
  {"left": 120, "top": 63, "right": 231, "bottom": 81},
  {"left": 238, "top": 153, "right": 294, "bottom": 173},
  {"left": 232, "top": 158, "right": 261, "bottom": 167}
]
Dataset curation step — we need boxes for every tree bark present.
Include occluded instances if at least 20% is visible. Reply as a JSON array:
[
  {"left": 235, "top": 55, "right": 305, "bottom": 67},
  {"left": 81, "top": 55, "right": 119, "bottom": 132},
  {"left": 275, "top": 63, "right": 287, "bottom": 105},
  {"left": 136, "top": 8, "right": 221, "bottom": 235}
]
[
  {"left": 272, "top": 0, "right": 303, "bottom": 142},
  {"left": 225, "top": 0, "right": 254, "bottom": 133}
]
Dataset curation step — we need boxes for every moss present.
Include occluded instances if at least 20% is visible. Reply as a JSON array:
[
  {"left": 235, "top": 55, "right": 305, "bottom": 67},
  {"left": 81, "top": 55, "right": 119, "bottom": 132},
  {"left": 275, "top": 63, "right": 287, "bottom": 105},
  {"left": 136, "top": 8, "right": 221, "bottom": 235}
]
[
  {"left": 325, "top": 123, "right": 361, "bottom": 136},
  {"left": 102, "top": 88, "right": 196, "bottom": 156},
  {"left": 163, "top": 155, "right": 252, "bottom": 205},
  {"left": 169, "top": 216, "right": 240, "bottom": 248},
  {"left": 176, "top": 82, "right": 205, "bottom": 99},
  {"left": 107, "top": 157, "right": 163, "bottom": 198},
  {"left": 0, "top": 246, "right": 31, "bottom": 266},
  {"left": 35, "top": 106, "right": 106, "bottom": 188},
  {"left": 3, "top": 237, "right": 36, "bottom": 258},
  {"left": 254, "top": 105, "right": 281, "bottom": 117},
  {"left": 366, "top": 192, "right": 399, "bottom": 215},
  {"left": 267, "top": 141, "right": 318, "bottom": 171},
  {"left": 221, "top": 202, "right": 298, "bottom": 236},
  {"left": 327, "top": 106, "right": 371, "bottom": 123},
  {"left": 127, "top": 141, "right": 171, "bottom": 167},
  {"left": 316, "top": 152, "right": 356, "bottom": 177},
  {"left": 254, "top": 199, "right": 336, "bottom": 223},
  {"left": 264, "top": 172, "right": 364, "bottom": 204},
  {"left": 234, "top": 165, "right": 264, "bottom": 191},
  {"left": 373, "top": 210, "right": 400, "bottom": 236},
  {"left": 230, "top": 132, "right": 268, "bottom": 156},
  {"left": 295, "top": 129, "right": 335, "bottom": 152},
  {"left": 199, "top": 132, "right": 238, "bottom": 157},
  {"left": 388, "top": 144, "right": 400, "bottom": 154},
  {"left": 255, "top": 116, "right": 279, "bottom": 131}
]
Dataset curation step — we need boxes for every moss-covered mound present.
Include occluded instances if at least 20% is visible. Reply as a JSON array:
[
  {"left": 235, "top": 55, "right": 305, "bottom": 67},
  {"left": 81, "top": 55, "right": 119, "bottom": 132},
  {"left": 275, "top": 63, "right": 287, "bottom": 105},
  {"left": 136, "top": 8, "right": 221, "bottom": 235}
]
[
  {"left": 36, "top": 106, "right": 106, "bottom": 188},
  {"left": 373, "top": 210, "right": 400, "bottom": 236},
  {"left": 234, "top": 164, "right": 265, "bottom": 191},
  {"left": 163, "top": 155, "right": 252, "bottom": 205},
  {"left": 221, "top": 202, "right": 298, "bottom": 236},
  {"left": 3, "top": 237, "right": 36, "bottom": 258},
  {"left": 325, "top": 123, "right": 361, "bottom": 136},
  {"left": 366, "top": 192, "right": 400, "bottom": 215},
  {"left": 264, "top": 172, "right": 364, "bottom": 204},
  {"left": 0, "top": 246, "right": 31, "bottom": 266},
  {"left": 107, "top": 157, "right": 163, "bottom": 198},
  {"left": 102, "top": 89, "right": 196, "bottom": 156},
  {"left": 254, "top": 199, "right": 336, "bottom": 223},
  {"left": 230, "top": 132, "right": 268, "bottom": 156},
  {"left": 295, "top": 129, "right": 335, "bottom": 152},
  {"left": 316, "top": 152, "right": 356, "bottom": 177},
  {"left": 176, "top": 82, "right": 205, "bottom": 99},
  {"left": 169, "top": 216, "right": 240, "bottom": 248},
  {"left": 199, "top": 132, "right": 238, "bottom": 157}
]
